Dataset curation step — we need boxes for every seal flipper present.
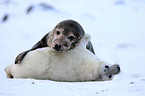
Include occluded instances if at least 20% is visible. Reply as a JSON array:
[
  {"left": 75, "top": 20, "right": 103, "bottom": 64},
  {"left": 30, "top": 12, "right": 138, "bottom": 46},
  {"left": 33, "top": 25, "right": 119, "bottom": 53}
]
[
  {"left": 15, "top": 32, "right": 95, "bottom": 64},
  {"left": 31, "top": 32, "right": 49, "bottom": 49},
  {"left": 15, "top": 33, "right": 49, "bottom": 64},
  {"left": 81, "top": 33, "right": 95, "bottom": 55},
  {"left": 15, "top": 50, "right": 30, "bottom": 64},
  {"left": 86, "top": 41, "right": 95, "bottom": 55}
]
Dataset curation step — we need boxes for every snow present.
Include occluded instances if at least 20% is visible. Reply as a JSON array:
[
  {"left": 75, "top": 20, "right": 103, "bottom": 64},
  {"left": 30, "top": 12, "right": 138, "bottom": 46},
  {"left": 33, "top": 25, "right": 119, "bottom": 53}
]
[{"left": 0, "top": 0, "right": 145, "bottom": 96}]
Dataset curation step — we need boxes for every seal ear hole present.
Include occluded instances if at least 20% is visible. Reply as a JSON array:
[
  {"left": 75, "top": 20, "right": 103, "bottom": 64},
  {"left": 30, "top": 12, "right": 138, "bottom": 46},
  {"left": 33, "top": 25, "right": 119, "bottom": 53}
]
[{"left": 76, "top": 33, "right": 80, "bottom": 38}]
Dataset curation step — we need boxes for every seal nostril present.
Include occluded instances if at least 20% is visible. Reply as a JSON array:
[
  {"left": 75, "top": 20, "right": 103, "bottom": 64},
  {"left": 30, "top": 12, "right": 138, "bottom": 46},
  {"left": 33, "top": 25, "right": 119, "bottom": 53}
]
[
  {"left": 55, "top": 44, "right": 61, "bottom": 51},
  {"left": 117, "top": 66, "right": 120, "bottom": 72},
  {"left": 115, "top": 64, "right": 120, "bottom": 72}
]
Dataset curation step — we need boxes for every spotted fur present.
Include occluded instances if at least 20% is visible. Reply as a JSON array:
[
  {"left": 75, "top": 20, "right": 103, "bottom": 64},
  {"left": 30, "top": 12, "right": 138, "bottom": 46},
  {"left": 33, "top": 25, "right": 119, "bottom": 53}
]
[{"left": 15, "top": 20, "right": 95, "bottom": 64}]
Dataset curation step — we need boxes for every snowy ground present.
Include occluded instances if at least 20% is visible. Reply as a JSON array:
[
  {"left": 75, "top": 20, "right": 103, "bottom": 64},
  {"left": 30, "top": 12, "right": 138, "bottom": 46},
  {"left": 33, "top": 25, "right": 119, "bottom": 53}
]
[{"left": 0, "top": 0, "right": 145, "bottom": 96}]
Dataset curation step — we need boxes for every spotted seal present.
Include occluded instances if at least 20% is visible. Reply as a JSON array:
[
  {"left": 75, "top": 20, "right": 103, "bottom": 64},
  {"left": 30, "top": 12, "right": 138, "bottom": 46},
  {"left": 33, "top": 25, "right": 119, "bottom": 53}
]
[{"left": 15, "top": 20, "right": 95, "bottom": 64}]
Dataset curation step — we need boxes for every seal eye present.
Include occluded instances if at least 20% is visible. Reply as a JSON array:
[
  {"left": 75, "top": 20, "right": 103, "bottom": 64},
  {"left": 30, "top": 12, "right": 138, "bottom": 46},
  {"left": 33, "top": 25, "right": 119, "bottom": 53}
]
[
  {"left": 56, "top": 31, "right": 60, "bottom": 35},
  {"left": 108, "top": 75, "right": 112, "bottom": 78},
  {"left": 68, "top": 36, "right": 74, "bottom": 41},
  {"left": 105, "top": 65, "right": 109, "bottom": 69}
]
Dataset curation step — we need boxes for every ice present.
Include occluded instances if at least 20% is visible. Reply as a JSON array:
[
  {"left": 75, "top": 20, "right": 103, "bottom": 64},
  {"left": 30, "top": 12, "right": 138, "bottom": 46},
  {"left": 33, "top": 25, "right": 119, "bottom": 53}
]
[{"left": 0, "top": 0, "right": 145, "bottom": 96}]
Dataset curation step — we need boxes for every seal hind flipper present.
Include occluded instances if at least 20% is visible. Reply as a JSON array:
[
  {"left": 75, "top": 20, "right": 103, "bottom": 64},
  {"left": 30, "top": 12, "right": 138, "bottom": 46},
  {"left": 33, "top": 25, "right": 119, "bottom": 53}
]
[
  {"left": 15, "top": 33, "right": 49, "bottom": 64},
  {"left": 86, "top": 41, "right": 95, "bottom": 54}
]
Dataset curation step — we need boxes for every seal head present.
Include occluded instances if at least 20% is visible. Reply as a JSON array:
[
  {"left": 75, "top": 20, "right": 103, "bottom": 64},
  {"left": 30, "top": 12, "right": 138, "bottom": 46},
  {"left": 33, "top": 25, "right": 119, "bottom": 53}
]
[{"left": 48, "top": 20, "right": 85, "bottom": 52}]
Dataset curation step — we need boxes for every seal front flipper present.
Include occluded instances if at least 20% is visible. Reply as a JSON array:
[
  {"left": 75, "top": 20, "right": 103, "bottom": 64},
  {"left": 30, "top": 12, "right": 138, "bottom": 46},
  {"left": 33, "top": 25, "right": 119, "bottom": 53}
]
[
  {"left": 14, "top": 20, "right": 96, "bottom": 64},
  {"left": 31, "top": 32, "right": 49, "bottom": 49},
  {"left": 15, "top": 50, "right": 30, "bottom": 64},
  {"left": 15, "top": 33, "right": 49, "bottom": 64}
]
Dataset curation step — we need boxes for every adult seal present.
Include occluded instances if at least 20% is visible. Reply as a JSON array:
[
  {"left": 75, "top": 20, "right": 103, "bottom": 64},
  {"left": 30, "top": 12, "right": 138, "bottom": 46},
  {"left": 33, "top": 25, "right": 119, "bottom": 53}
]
[{"left": 15, "top": 20, "right": 95, "bottom": 64}]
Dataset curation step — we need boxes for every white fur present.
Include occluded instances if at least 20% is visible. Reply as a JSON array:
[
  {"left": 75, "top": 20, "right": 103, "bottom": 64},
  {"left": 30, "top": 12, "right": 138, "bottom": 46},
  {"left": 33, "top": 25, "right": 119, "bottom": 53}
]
[{"left": 5, "top": 33, "right": 119, "bottom": 81}]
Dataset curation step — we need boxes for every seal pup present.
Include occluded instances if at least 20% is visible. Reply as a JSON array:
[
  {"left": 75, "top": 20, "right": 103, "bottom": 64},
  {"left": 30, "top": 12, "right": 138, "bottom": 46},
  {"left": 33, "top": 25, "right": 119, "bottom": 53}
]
[
  {"left": 5, "top": 33, "right": 120, "bottom": 81},
  {"left": 15, "top": 20, "right": 95, "bottom": 64}
]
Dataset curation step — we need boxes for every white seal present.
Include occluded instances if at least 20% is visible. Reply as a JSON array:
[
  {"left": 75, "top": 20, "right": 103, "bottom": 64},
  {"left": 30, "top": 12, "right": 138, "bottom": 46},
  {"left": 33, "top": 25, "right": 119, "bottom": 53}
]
[{"left": 5, "top": 33, "right": 120, "bottom": 81}]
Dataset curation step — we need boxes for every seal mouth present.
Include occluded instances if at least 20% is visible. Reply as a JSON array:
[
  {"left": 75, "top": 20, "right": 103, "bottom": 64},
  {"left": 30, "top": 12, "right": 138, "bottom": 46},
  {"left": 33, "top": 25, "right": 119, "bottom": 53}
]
[{"left": 54, "top": 44, "right": 61, "bottom": 51}]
